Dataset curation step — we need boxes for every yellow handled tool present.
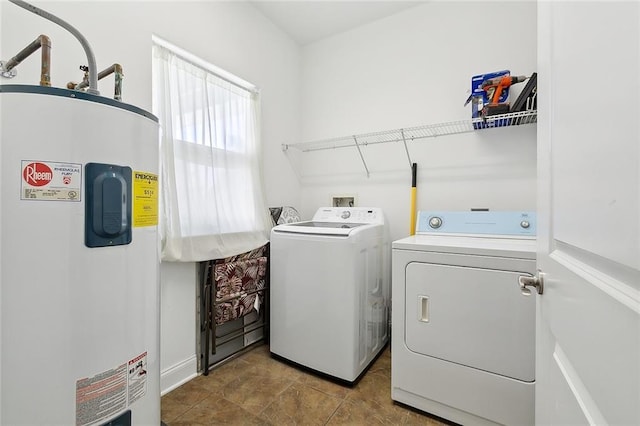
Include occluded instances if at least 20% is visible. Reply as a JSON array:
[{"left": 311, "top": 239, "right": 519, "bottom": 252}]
[{"left": 410, "top": 163, "right": 417, "bottom": 235}]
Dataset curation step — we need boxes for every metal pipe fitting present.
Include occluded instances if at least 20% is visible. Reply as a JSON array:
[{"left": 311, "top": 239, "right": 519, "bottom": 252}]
[
  {"left": 0, "top": 34, "right": 51, "bottom": 86},
  {"left": 70, "top": 65, "right": 90, "bottom": 91},
  {"left": 97, "top": 63, "right": 123, "bottom": 101},
  {"left": 72, "top": 63, "right": 124, "bottom": 101}
]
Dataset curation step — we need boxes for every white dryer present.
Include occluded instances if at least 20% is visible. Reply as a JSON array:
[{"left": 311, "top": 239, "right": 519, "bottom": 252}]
[
  {"left": 392, "top": 211, "right": 536, "bottom": 426},
  {"left": 270, "top": 207, "right": 390, "bottom": 384}
]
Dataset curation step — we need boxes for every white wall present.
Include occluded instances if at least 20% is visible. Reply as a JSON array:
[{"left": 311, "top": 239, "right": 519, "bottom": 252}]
[
  {"left": 1, "top": 0, "right": 301, "bottom": 393},
  {"left": 158, "top": 262, "right": 197, "bottom": 393},
  {"left": 297, "top": 1, "right": 538, "bottom": 242}
]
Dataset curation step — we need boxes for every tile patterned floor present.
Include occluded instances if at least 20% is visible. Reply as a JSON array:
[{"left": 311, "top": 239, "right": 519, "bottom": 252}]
[{"left": 161, "top": 344, "right": 450, "bottom": 425}]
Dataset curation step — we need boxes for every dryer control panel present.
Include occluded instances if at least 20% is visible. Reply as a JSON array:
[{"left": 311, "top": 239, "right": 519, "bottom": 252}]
[
  {"left": 416, "top": 211, "right": 536, "bottom": 237},
  {"left": 312, "top": 207, "right": 384, "bottom": 224}
]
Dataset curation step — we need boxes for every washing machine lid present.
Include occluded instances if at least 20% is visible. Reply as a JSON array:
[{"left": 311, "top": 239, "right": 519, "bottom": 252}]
[
  {"left": 272, "top": 221, "right": 371, "bottom": 236},
  {"left": 272, "top": 207, "right": 385, "bottom": 236}
]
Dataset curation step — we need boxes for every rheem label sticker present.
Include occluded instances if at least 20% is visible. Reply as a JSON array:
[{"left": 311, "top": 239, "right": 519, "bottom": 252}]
[{"left": 21, "top": 160, "right": 81, "bottom": 201}]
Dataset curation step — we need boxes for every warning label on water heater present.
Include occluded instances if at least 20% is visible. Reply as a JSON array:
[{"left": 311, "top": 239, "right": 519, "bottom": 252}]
[
  {"left": 127, "top": 352, "right": 148, "bottom": 405},
  {"left": 133, "top": 171, "right": 158, "bottom": 227},
  {"left": 21, "top": 160, "right": 81, "bottom": 202},
  {"left": 76, "top": 363, "right": 127, "bottom": 426},
  {"left": 75, "top": 351, "right": 149, "bottom": 426}
]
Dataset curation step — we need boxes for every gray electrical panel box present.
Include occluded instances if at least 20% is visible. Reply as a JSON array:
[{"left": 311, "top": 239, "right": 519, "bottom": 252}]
[{"left": 85, "top": 162, "right": 132, "bottom": 248}]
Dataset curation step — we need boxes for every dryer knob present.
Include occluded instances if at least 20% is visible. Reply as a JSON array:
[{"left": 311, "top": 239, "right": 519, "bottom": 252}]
[
  {"left": 341, "top": 211, "right": 351, "bottom": 219},
  {"left": 520, "top": 220, "right": 530, "bottom": 229},
  {"left": 429, "top": 217, "right": 442, "bottom": 229}
]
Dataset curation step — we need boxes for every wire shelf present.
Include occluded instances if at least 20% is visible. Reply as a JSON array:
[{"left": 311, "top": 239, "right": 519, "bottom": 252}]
[{"left": 282, "top": 110, "right": 537, "bottom": 152}]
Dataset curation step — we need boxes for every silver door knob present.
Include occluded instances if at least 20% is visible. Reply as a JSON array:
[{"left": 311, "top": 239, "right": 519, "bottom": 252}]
[{"left": 519, "top": 273, "right": 544, "bottom": 296}]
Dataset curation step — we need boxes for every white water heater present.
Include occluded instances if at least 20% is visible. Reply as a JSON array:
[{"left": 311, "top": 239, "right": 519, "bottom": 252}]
[{"left": 0, "top": 85, "right": 160, "bottom": 425}]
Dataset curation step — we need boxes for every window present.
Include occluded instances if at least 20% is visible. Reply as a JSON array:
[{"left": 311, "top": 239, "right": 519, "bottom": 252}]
[{"left": 152, "top": 37, "right": 271, "bottom": 261}]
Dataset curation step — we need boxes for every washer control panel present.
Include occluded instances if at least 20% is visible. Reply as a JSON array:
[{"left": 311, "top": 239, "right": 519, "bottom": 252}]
[
  {"left": 417, "top": 211, "right": 536, "bottom": 236},
  {"left": 312, "top": 207, "right": 383, "bottom": 224}
]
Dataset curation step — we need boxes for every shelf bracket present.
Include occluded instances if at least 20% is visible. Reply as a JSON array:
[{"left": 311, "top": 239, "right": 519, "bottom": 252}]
[
  {"left": 401, "top": 129, "right": 413, "bottom": 170},
  {"left": 353, "top": 136, "right": 370, "bottom": 178}
]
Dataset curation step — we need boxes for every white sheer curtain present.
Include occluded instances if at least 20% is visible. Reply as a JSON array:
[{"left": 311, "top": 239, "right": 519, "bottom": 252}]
[{"left": 152, "top": 41, "right": 272, "bottom": 262}]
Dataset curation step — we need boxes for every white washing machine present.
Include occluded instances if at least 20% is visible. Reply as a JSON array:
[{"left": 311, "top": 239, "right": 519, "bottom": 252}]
[
  {"left": 270, "top": 207, "right": 390, "bottom": 384},
  {"left": 392, "top": 211, "right": 537, "bottom": 426}
]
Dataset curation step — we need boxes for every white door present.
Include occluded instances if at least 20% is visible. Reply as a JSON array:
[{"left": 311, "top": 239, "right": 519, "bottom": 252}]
[{"left": 536, "top": 2, "right": 640, "bottom": 425}]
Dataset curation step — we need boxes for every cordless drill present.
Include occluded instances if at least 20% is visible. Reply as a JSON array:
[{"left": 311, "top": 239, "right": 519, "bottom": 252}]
[{"left": 481, "top": 74, "right": 528, "bottom": 117}]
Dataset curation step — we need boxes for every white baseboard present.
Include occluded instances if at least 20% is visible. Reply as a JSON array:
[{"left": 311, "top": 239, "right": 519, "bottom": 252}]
[{"left": 160, "top": 355, "right": 198, "bottom": 396}]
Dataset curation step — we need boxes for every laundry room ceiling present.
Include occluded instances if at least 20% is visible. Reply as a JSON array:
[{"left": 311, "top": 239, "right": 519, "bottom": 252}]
[{"left": 249, "top": 1, "right": 426, "bottom": 45}]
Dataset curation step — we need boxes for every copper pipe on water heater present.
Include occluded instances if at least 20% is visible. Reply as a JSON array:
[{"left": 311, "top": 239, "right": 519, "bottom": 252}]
[
  {"left": 71, "top": 63, "right": 123, "bottom": 100},
  {"left": 98, "top": 63, "right": 123, "bottom": 101},
  {"left": 2, "top": 34, "right": 51, "bottom": 86}
]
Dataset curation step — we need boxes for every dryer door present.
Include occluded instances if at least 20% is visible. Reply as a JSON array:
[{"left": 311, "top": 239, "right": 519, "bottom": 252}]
[{"left": 405, "top": 262, "right": 535, "bottom": 382}]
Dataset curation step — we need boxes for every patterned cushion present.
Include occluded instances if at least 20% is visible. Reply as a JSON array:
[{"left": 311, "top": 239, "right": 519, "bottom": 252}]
[
  {"left": 270, "top": 206, "right": 301, "bottom": 225},
  {"left": 215, "top": 293, "right": 263, "bottom": 326},
  {"left": 214, "top": 257, "right": 266, "bottom": 300},
  {"left": 212, "top": 245, "right": 268, "bottom": 326}
]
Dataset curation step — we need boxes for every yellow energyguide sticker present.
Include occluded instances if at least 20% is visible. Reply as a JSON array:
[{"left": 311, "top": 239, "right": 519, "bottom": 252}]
[{"left": 133, "top": 171, "right": 158, "bottom": 227}]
